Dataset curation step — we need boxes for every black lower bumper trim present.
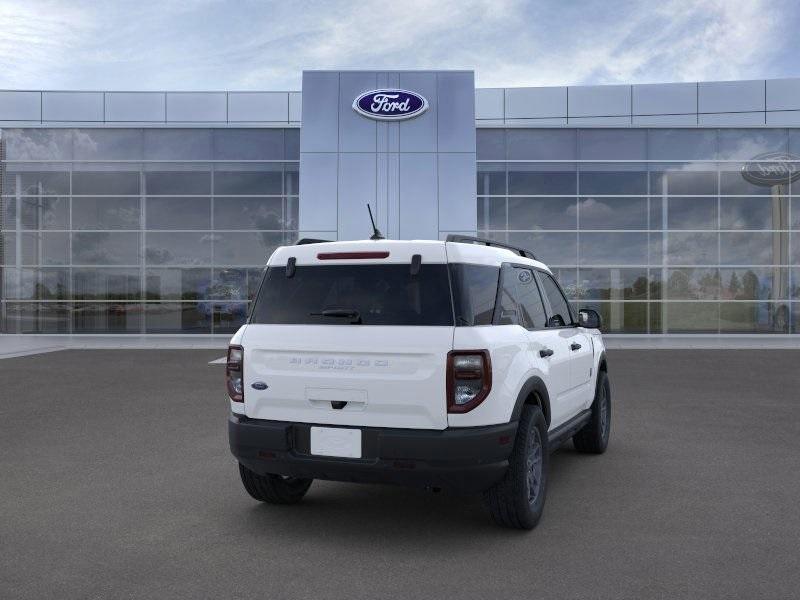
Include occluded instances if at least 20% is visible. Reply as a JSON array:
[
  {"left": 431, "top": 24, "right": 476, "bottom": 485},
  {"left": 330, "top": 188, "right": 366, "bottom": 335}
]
[{"left": 229, "top": 415, "right": 518, "bottom": 493}]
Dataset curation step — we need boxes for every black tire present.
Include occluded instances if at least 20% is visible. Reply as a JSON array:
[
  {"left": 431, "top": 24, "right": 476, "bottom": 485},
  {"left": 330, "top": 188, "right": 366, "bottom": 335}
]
[
  {"left": 238, "top": 463, "right": 312, "bottom": 504},
  {"left": 573, "top": 370, "right": 611, "bottom": 454},
  {"left": 483, "top": 404, "right": 549, "bottom": 530}
]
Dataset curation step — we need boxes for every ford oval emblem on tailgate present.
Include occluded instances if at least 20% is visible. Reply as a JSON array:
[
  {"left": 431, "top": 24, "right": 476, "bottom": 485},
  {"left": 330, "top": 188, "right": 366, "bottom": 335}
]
[{"left": 251, "top": 381, "right": 268, "bottom": 390}]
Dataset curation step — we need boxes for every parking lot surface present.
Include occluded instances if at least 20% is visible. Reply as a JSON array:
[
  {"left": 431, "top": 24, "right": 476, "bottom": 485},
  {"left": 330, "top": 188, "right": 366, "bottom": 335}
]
[{"left": 1, "top": 349, "right": 799, "bottom": 599}]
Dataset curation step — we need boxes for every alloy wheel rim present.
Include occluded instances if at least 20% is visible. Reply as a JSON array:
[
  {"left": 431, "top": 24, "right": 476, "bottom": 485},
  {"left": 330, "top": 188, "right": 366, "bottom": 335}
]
[{"left": 526, "top": 428, "right": 543, "bottom": 504}]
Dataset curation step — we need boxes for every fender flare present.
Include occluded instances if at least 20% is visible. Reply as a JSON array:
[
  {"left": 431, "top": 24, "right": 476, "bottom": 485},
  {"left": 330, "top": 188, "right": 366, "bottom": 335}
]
[
  {"left": 597, "top": 350, "right": 608, "bottom": 373},
  {"left": 510, "top": 376, "right": 552, "bottom": 427}
]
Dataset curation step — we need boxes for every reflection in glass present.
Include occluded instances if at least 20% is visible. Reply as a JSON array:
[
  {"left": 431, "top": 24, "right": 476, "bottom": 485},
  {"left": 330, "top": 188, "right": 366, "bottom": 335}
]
[
  {"left": 213, "top": 232, "right": 283, "bottom": 266},
  {"left": 578, "top": 129, "right": 646, "bottom": 160},
  {"left": 73, "top": 303, "right": 142, "bottom": 333},
  {"left": 477, "top": 164, "right": 505, "bottom": 195},
  {"left": 579, "top": 233, "right": 648, "bottom": 266},
  {"left": 213, "top": 197, "right": 283, "bottom": 230},
  {"left": 145, "top": 171, "right": 210, "bottom": 195},
  {"left": 73, "top": 129, "right": 143, "bottom": 160},
  {"left": 143, "top": 129, "right": 213, "bottom": 160},
  {"left": 720, "top": 196, "right": 788, "bottom": 230},
  {"left": 578, "top": 197, "right": 647, "bottom": 230},
  {"left": 3, "top": 302, "right": 70, "bottom": 333},
  {"left": 720, "top": 302, "right": 789, "bottom": 333},
  {"left": 21, "top": 232, "right": 70, "bottom": 265},
  {"left": 214, "top": 169, "right": 282, "bottom": 196},
  {"left": 18, "top": 171, "right": 70, "bottom": 195},
  {"left": 73, "top": 268, "right": 140, "bottom": 300},
  {"left": 72, "top": 171, "right": 140, "bottom": 195},
  {"left": 502, "top": 232, "right": 577, "bottom": 266},
  {"left": 145, "top": 232, "right": 212, "bottom": 266},
  {"left": 144, "top": 302, "right": 211, "bottom": 333},
  {"left": 145, "top": 197, "right": 211, "bottom": 230},
  {"left": 507, "top": 129, "right": 575, "bottom": 160},
  {"left": 578, "top": 171, "right": 647, "bottom": 195},
  {"left": 476, "top": 129, "right": 505, "bottom": 160},
  {"left": 720, "top": 268, "right": 788, "bottom": 300},
  {"left": 477, "top": 197, "right": 504, "bottom": 230},
  {"left": 577, "top": 268, "right": 648, "bottom": 300},
  {"left": 72, "top": 232, "right": 139, "bottom": 265},
  {"left": 146, "top": 268, "right": 211, "bottom": 300},
  {"left": 717, "top": 129, "right": 788, "bottom": 160},
  {"left": 665, "top": 197, "right": 717, "bottom": 230},
  {"left": 664, "top": 302, "right": 719, "bottom": 333},
  {"left": 508, "top": 167, "right": 575, "bottom": 195},
  {"left": 647, "top": 129, "right": 717, "bottom": 161},
  {"left": 213, "top": 302, "right": 249, "bottom": 333},
  {"left": 577, "top": 301, "right": 647, "bottom": 333},
  {"left": 213, "top": 129, "right": 285, "bottom": 160},
  {"left": 507, "top": 197, "right": 576, "bottom": 230},
  {"left": 4, "top": 129, "right": 74, "bottom": 160},
  {"left": 20, "top": 196, "right": 69, "bottom": 230},
  {"left": 720, "top": 232, "right": 782, "bottom": 265},
  {"left": 72, "top": 197, "right": 140, "bottom": 229},
  {"left": 1, "top": 232, "right": 16, "bottom": 264},
  {"left": 666, "top": 268, "right": 720, "bottom": 300},
  {"left": 650, "top": 169, "right": 717, "bottom": 195},
  {"left": 666, "top": 233, "right": 718, "bottom": 265}
]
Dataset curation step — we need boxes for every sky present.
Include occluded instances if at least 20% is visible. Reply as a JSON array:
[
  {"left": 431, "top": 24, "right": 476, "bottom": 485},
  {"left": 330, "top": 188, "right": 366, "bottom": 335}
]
[{"left": 0, "top": 0, "right": 798, "bottom": 91}]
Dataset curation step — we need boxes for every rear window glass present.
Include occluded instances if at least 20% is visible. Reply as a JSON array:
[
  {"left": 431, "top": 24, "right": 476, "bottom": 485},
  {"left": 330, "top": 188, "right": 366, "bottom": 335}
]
[
  {"left": 251, "top": 264, "right": 453, "bottom": 326},
  {"left": 449, "top": 264, "right": 500, "bottom": 326}
]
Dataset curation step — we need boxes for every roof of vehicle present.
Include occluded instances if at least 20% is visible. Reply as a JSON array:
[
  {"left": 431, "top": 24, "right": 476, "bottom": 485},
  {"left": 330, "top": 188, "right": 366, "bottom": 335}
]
[{"left": 267, "top": 239, "right": 551, "bottom": 272}]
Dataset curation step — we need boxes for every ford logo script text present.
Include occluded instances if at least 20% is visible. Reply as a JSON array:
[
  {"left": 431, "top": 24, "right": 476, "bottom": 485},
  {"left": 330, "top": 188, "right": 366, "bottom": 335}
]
[{"left": 353, "top": 89, "right": 428, "bottom": 121}]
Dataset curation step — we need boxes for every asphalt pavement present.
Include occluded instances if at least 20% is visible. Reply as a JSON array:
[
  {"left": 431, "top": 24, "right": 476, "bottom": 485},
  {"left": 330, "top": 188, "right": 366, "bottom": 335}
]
[{"left": 1, "top": 349, "right": 799, "bottom": 599}]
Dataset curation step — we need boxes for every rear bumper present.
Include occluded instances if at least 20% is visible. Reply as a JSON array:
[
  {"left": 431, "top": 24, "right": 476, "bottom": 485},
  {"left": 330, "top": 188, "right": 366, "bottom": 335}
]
[{"left": 229, "top": 414, "right": 518, "bottom": 493}]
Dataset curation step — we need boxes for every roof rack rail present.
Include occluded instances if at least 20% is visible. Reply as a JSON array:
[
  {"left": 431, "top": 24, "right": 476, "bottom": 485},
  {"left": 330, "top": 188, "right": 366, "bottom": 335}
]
[
  {"left": 445, "top": 234, "right": 536, "bottom": 260},
  {"left": 296, "top": 238, "right": 332, "bottom": 245}
]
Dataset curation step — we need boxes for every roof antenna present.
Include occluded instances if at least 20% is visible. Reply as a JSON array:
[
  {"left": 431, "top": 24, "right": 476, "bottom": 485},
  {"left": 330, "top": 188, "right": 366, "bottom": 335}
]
[{"left": 367, "top": 204, "right": 385, "bottom": 240}]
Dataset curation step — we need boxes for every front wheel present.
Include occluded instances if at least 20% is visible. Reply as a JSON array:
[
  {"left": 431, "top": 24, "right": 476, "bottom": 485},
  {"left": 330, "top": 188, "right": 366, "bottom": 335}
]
[
  {"left": 483, "top": 404, "right": 549, "bottom": 530},
  {"left": 573, "top": 371, "right": 611, "bottom": 454},
  {"left": 238, "top": 464, "right": 312, "bottom": 504}
]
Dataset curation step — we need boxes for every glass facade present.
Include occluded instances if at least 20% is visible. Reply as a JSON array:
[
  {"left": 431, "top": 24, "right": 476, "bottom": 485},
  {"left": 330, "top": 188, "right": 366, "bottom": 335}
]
[
  {"left": 478, "top": 128, "right": 800, "bottom": 334},
  {"left": 0, "top": 128, "right": 299, "bottom": 334}
]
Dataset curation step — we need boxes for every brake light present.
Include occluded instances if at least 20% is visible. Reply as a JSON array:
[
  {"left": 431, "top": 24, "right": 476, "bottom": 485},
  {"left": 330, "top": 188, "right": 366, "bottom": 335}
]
[
  {"left": 317, "top": 251, "right": 390, "bottom": 260},
  {"left": 447, "top": 350, "right": 492, "bottom": 413},
  {"left": 226, "top": 345, "right": 244, "bottom": 402}
]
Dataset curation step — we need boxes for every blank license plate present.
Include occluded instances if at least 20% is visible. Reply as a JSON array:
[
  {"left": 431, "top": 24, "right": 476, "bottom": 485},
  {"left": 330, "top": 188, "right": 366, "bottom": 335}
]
[{"left": 310, "top": 427, "right": 362, "bottom": 458}]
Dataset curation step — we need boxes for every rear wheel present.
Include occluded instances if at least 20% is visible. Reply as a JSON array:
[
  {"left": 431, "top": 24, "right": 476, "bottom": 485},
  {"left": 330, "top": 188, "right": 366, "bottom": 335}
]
[
  {"left": 238, "top": 464, "right": 312, "bottom": 504},
  {"left": 483, "top": 404, "right": 549, "bottom": 530},
  {"left": 573, "top": 371, "right": 611, "bottom": 454}
]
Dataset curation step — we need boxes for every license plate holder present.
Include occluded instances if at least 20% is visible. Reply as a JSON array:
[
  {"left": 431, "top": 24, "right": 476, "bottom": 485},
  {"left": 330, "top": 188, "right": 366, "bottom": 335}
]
[{"left": 310, "top": 426, "right": 362, "bottom": 458}]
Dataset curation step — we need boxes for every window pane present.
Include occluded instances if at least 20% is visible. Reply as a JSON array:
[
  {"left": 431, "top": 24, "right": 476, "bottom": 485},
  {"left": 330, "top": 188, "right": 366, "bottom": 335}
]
[
  {"left": 477, "top": 164, "right": 505, "bottom": 195},
  {"left": 144, "top": 302, "right": 212, "bottom": 333},
  {"left": 18, "top": 171, "right": 70, "bottom": 195},
  {"left": 578, "top": 129, "right": 646, "bottom": 160},
  {"left": 477, "top": 197, "right": 505, "bottom": 230},
  {"left": 213, "top": 302, "right": 249, "bottom": 333},
  {"left": 20, "top": 196, "right": 69, "bottom": 230},
  {"left": 450, "top": 263, "right": 499, "bottom": 326},
  {"left": 73, "top": 268, "right": 140, "bottom": 300},
  {"left": 720, "top": 197, "right": 788, "bottom": 230},
  {"left": 145, "top": 268, "right": 211, "bottom": 300},
  {"left": 1, "top": 232, "right": 16, "bottom": 264},
  {"left": 647, "top": 129, "right": 717, "bottom": 161},
  {"left": 717, "top": 129, "right": 788, "bottom": 160},
  {"left": 666, "top": 233, "right": 718, "bottom": 265},
  {"left": 539, "top": 272, "right": 572, "bottom": 326},
  {"left": 285, "top": 129, "right": 300, "bottom": 159},
  {"left": 507, "top": 129, "right": 576, "bottom": 160},
  {"left": 213, "top": 129, "right": 284, "bottom": 160},
  {"left": 508, "top": 197, "right": 576, "bottom": 230},
  {"left": 72, "top": 171, "right": 140, "bottom": 195},
  {"left": 214, "top": 169, "right": 282, "bottom": 195},
  {"left": 720, "top": 232, "right": 784, "bottom": 265},
  {"left": 284, "top": 163, "right": 299, "bottom": 196},
  {"left": 476, "top": 129, "right": 505, "bottom": 160},
  {"left": 579, "top": 170, "right": 647, "bottom": 195},
  {"left": 578, "top": 301, "right": 647, "bottom": 333},
  {"left": 508, "top": 167, "right": 576, "bottom": 195},
  {"left": 72, "top": 232, "right": 139, "bottom": 265},
  {"left": 650, "top": 169, "right": 717, "bottom": 195},
  {"left": 578, "top": 197, "right": 647, "bottom": 230},
  {"left": 3, "top": 129, "right": 73, "bottom": 160},
  {"left": 515, "top": 268, "right": 548, "bottom": 328},
  {"left": 504, "top": 232, "right": 577, "bottom": 266},
  {"left": 37, "top": 268, "right": 69, "bottom": 300},
  {"left": 720, "top": 268, "right": 788, "bottom": 300},
  {"left": 579, "top": 233, "right": 648, "bottom": 266},
  {"left": 665, "top": 197, "right": 717, "bottom": 230},
  {"left": 145, "top": 197, "right": 211, "bottom": 230},
  {"left": 143, "top": 129, "right": 213, "bottom": 160},
  {"left": 213, "top": 197, "right": 283, "bottom": 230},
  {"left": 577, "top": 268, "right": 648, "bottom": 300},
  {"left": 145, "top": 170, "right": 210, "bottom": 195},
  {"left": 73, "top": 303, "right": 142, "bottom": 333},
  {"left": 720, "top": 167, "right": 787, "bottom": 195},
  {"left": 209, "top": 268, "right": 250, "bottom": 300},
  {"left": 145, "top": 232, "right": 212, "bottom": 266},
  {"left": 720, "top": 302, "right": 789, "bottom": 333},
  {"left": 73, "top": 129, "right": 143, "bottom": 160},
  {"left": 551, "top": 267, "right": 578, "bottom": 299},
  {"left": 666, "top": 268, "right": 720, "bottom": 299},
  {"left": 72, "top": 197, "right": 140, "bottom": 229},
  {"left": 664, "top": 302, "right": 719, "bottom": 333},
  {"left": 214, "top": 232, "right": 282, "bottom": 266},
  {"left": 21, "top": 232, "right": 69, "bottom": 265},
  {"left": 3, "top": 302, "right": 70, "bottom": 333}
]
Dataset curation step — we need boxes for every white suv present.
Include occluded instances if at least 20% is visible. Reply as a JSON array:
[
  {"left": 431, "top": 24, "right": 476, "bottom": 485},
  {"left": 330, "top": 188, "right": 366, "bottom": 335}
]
[{"left": 227, "top": 235, "right": 610, "bottom": 529}]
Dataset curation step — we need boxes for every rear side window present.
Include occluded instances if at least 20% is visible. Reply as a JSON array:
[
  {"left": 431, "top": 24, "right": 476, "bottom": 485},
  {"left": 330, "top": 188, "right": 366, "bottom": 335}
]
[
  {"left": 449, "top": 264, "right": 500, "bottom": 326},
  {"left": 497, "top": 266, "right": 547, "bottom": 329},
  {"left": 251, "top": 264, "right": 453, "bottom": 326},
  {"left": 539, "top": 272, "right": 573, "bottom": 326}
]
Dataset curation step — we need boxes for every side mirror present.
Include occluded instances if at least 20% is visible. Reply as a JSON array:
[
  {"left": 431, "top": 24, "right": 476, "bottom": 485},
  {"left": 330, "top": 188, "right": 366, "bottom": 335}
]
[
  {"left": 578, "top": 309, "right": 602, "bottom": 330},
  {"left": 547, "top": 314, "right": 566, "bottom": 328}
]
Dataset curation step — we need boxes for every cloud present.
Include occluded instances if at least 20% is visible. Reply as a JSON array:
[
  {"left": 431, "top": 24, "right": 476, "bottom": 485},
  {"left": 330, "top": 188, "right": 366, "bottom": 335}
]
[{"left": 0, "top": 0, "right": 795, "bottom": 90}]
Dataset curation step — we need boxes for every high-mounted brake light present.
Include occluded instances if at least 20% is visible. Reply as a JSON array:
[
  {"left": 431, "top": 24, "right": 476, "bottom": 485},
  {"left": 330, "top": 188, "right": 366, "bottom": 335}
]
[
  {"left": 447, "top": 350, "right": 492, "bottom": 413},
  {"left": 317, "top": 251, "right": 390, "bottom": 260},
  {"left": 226, "top": 345, "right": 244, "bottom": 402}
]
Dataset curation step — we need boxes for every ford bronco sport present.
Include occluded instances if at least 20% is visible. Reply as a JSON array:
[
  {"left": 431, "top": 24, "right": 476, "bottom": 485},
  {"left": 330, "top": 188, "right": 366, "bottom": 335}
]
[{"left": 227, "top": 235, "right": 610, "bottom": 529}]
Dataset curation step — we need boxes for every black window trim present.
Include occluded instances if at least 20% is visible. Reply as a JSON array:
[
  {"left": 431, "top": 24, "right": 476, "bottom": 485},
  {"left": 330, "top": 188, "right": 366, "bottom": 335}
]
[
  {"left": 533, "top": 269, "right": 577, "bottom": 329},
  {"left": 492, "top": 262, "right": 549, "bottom": 331}
]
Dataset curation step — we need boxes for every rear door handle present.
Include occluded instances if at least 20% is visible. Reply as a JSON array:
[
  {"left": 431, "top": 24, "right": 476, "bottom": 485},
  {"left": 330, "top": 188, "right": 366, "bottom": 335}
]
[
  {"left": 570, "top": 342, "right": 582, "bottom": 351},
  {"left": 539, "top": 348, "right": 554, "bottom": 357}
]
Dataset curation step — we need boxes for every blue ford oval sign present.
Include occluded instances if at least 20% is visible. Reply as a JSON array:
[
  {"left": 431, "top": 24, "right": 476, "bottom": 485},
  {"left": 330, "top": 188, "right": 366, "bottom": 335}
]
[
  {"left": 353, "top": 89, "right": 428, "bottom": 121},
  {"left": 741, "top": 152, "right": 800, "bottom": 186}
]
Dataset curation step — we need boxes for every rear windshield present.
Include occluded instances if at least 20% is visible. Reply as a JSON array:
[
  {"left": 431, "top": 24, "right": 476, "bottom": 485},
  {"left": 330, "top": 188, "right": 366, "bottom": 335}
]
[{"left": 251, "top": 264, "right": 454, "bottom": 326}]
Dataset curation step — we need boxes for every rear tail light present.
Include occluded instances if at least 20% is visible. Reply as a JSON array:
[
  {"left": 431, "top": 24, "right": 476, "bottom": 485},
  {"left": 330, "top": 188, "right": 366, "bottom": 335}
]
[
  {"left": 226, "top": 345, "right": 244, "bottom": 402},
  {"left": 447, "top": 350, "right": 491, "bottom": 413}
]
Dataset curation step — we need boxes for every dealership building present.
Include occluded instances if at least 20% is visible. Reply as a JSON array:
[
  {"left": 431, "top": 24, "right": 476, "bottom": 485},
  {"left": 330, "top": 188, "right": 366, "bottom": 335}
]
[{"left": 1, "top": 70, "right": 799, "bottom": 336}]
